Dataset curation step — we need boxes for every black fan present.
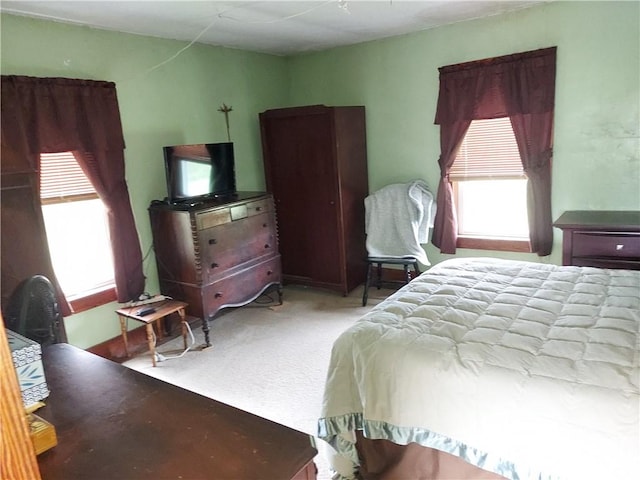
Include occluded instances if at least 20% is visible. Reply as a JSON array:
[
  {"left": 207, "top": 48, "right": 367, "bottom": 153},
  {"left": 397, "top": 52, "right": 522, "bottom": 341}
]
[{"left": 4, "top": 275, "right": 66, "bottom": 346}]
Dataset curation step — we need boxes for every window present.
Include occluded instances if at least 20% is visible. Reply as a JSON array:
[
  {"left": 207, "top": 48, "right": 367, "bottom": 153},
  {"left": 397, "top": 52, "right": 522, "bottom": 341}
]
[
  {"left": 432, "top": 47, "right": 556, "bottom": 256},
  {"left": 450, "top": 117, "right": 530, "bottom": 252},
  {"left": 2, "top": 76, "right": 145, "bottom": 314},
  {"left": 40, "top": 152, "right": 116, "bottom": 312}
]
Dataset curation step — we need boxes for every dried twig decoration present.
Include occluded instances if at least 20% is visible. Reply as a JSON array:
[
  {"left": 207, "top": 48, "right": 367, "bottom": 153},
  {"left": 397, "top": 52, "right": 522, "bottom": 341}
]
[{"left": 218, "top": 103, "right": 233, "bottom": 142}]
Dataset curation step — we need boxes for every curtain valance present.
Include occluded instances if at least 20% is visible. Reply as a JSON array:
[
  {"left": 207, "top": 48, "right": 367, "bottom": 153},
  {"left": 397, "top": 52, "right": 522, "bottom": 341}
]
[
  {"left": 1, "top": 75, "right": 126, "bottom": 172},
  {"left": 1, "top": 75, "right": 144, "bottom": 313},
  {"left": 435, "top": 47, "right": 556, "bottom": 125}
]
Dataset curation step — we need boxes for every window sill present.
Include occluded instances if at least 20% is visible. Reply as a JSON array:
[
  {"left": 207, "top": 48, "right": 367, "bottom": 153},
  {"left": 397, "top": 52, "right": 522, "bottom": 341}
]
[
  {"left": 69, "top": 286, "right": 117, "bottom": 314},
  {"left": 457, "top": 236, "right": 531, "bottom": 253}
]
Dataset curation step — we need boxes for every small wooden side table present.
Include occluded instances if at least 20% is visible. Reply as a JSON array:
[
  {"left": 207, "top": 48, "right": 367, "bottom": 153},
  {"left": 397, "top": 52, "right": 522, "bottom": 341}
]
[{"left": 116, "top": 300, "right": 188, "bottom": 367}]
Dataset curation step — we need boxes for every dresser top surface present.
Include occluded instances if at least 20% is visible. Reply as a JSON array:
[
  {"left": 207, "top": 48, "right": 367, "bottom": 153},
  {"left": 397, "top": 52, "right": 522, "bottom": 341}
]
[
  {"left": 553, "top": 210, "right": 640, "bottom": 230},
  {"left": 37, "top": 344, "right": 316, "bottom": 479},
  {"left": 149, "top": 191, "right": 268, "bottom": 212}
]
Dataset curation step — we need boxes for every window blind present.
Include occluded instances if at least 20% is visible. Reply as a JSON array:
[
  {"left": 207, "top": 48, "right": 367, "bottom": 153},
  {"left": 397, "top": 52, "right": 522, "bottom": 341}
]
[
  {"left": 40, "top": 152, "right": 98, "bottom": 204},
  {"left": 450, "top": 117, "right": 525, "bottom": 180}
]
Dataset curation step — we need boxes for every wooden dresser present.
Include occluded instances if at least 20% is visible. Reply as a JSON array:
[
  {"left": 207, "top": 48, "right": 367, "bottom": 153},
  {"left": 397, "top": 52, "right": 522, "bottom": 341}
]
[
  {"left": 149, "top": 192, "right": 282, "bottom": 346},
  {"left": 553, "top": 210, "right": 640, "bottom": 269},
  {"left": 37, "top": 344, "right": 317, "bottom": 480}
]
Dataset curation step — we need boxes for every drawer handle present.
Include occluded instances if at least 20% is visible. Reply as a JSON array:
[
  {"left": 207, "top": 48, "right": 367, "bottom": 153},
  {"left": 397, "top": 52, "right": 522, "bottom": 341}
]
[
  {"left": 267, "top": 270, "right": 273, "bottom": 276},
  {"left": 209, "top": 238, "right": 217, "bottom": 245},
  {"left": 211, "top": 262, "right": 219, "bottom": 269},
  {"left": 256, "top": 206, "right": 262, "bottom": 212},
  {"left": 264, "top": 244, "right": 270, "bottom": 249},
  {"left": 263, "top": 223, "right": 268, "bottom": 228},
  {"left": 616, "top": 244, "right": 624, "bottom": 250},
  {"left": 214, "top": 292, "right": 223, "bottom": 298}
]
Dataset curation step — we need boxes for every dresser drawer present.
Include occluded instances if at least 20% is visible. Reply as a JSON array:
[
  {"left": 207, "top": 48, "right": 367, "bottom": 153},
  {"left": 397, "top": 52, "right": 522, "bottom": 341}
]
[
  {"left": 195, "top": 207, "right": 231, "bottom": 230},
  {"left": 199, "top": 213, "right": 278, "bottom": 282},
  {"left": 202, "top": 255, "right": 281, "bottom": 316},
  {"left": 246, "top": 197, "right": 272, "bottom": 217},
  {"left": 572, "top": 232, "right": 640, "bottom": 258},
  {"left": 195, "top": 197, "right": 272, "bottom": 229}
]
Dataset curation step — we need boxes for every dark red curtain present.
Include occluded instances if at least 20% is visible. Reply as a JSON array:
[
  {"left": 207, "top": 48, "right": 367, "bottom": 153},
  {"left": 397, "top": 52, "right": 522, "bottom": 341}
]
[
  {"left": 432, "top": 47, "right": 556, "bottom": 255},
  {"left": 1, "top": 75, "right": 145, "bottom": 313},
  {"left": 432, "top": 120, "right": 471, "bottom": 253}
]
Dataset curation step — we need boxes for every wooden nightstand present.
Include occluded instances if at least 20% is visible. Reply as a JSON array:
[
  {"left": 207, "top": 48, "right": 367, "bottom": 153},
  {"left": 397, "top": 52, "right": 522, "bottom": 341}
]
[
  {"left": 553, "top": 210, "right": 640, "bottom": 270},
  {"left": 116, "top": 300, "right": 189, "bottom": 366}
]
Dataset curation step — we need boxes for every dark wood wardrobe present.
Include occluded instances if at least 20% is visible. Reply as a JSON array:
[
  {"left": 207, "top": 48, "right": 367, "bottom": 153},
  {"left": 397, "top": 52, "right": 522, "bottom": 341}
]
[{"left": 259, "top": 105, "right": 369, "bottom": 295}]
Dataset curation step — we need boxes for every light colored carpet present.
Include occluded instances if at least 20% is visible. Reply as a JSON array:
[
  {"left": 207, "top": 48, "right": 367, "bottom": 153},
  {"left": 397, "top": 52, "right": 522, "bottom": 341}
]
[{"left": 123, "top": 283, "right": 394, "bottom": 479}]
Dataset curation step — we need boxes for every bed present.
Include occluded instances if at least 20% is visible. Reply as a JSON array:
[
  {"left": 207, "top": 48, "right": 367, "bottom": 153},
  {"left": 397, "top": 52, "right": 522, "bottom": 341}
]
[{"left": 317, "top": 258, "right": 640, "bottom": 480}]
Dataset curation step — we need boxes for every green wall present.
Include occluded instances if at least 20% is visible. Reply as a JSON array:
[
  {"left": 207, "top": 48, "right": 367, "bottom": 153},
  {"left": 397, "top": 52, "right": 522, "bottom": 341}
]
[
  {"left": 1, "top": 14, "right": 289, "bottom": 348},
  {"left": 288, "top": 0, "right": 640, "bottom": 266},
  {"left": 2, "top": 0, "right": 639, "bottom": 348}
]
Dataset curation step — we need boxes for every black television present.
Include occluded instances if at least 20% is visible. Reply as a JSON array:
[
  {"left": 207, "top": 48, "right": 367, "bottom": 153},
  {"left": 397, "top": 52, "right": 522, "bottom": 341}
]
[{"left": 163, "top": 142, "right": 236, "bottom": 204}]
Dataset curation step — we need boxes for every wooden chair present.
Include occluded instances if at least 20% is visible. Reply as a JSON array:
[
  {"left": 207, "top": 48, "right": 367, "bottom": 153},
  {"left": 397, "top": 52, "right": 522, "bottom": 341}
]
[{"left": 362, "top": 256, "right": 421, "bottom": 306}]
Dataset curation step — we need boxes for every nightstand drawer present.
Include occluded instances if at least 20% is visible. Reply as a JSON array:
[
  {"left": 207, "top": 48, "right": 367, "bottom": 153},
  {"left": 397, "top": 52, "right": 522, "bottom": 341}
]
[{"left": 573, "top": 232, "right": 640, "bottom": 258}]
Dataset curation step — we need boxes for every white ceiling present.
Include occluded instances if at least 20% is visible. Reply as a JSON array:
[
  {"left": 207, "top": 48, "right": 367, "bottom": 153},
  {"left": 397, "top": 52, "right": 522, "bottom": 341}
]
[{"left": 1, "top": 0, "right": 549, "bottom": 56}]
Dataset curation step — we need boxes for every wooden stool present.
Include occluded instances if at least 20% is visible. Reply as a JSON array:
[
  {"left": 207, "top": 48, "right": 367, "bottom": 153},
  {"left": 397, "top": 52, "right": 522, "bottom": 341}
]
[
  {"left": 116, "top": 300, "right": 188, "bottom": 367},
  {"left": 362, "top": 257, "right": 421, "bottom": 306}
]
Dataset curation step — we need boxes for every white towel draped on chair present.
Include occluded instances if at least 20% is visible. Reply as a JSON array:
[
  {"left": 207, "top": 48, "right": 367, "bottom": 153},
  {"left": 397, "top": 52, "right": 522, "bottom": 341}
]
[{"left": 364, "top": 180, "right": 436, "bottom": 265}]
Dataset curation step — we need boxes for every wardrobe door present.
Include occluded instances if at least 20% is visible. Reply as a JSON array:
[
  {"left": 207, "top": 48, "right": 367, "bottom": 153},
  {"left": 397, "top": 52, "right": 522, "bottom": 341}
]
[{"left": 261, "top": 111, "right": 342, "bottom": 286}]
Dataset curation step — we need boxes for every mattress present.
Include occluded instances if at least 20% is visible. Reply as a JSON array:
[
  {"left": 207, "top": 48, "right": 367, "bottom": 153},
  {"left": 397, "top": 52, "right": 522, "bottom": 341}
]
[{"left": 318, "top": 258, "right": 640, "bottom": 480}]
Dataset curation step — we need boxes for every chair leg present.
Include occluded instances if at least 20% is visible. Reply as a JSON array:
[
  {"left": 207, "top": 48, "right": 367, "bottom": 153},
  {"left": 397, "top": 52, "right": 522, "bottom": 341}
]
[
  {"left": 413, "top": 262, "right": 421, "bottom": 278},
  {"left": 376, "top": 263, "right": 383, "bottom": 289},
  {"left": 362, "top": 262, "right": 373, "bottom": 307},
  {"left": 404, "top": 263, "right": 411, "bottom": 284}
]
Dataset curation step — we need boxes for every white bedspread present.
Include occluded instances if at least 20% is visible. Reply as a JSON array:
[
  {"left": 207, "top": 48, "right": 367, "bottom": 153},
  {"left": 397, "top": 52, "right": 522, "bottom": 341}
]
[{"left": 318, "top": 258, "right": 640, "bottom": 480}]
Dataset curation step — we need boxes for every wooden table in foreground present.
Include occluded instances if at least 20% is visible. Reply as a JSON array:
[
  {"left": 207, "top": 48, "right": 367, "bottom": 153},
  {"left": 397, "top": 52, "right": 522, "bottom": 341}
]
[{"left": 36, "top": 344, "right": 318, "bottom": 480}]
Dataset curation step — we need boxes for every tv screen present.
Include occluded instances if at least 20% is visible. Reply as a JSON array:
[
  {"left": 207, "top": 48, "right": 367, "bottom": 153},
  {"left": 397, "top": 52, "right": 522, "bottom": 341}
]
[{"left": 163, "top": 142, "right": 236, "bottom": 203}]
